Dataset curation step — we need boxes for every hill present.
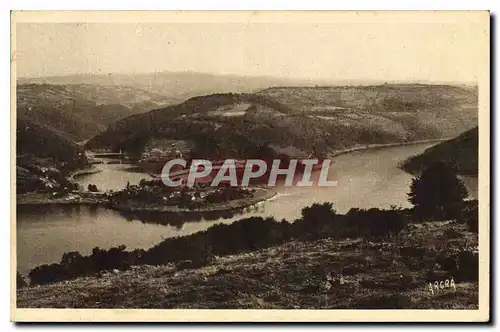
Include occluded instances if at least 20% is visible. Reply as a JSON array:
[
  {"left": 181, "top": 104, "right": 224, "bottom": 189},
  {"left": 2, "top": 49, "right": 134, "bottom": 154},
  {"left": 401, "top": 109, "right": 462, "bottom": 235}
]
[
  {"left": 17, "top": 84, "right": 177, "bottom": 141},
  {"left": 18, "top": 71, "right": 325, "bottom": 102},
  {"left": 259, "top": 84, "right": 478, "bottom": 139},
  {"left": 16, "top": 116, "right": 81, "bottom": 164},
  {"left": 400, "top": 127, "right": 479, "bottom": 175},
  {"left": 86, "top": 84, "right": 478, "bottom": 160}
]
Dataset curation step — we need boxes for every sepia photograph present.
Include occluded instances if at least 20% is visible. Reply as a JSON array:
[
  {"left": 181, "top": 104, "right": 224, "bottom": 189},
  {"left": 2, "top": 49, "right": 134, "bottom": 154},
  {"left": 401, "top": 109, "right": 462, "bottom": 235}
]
[{"left": 11, "top": 11, "right": 490, "bottom": 322}]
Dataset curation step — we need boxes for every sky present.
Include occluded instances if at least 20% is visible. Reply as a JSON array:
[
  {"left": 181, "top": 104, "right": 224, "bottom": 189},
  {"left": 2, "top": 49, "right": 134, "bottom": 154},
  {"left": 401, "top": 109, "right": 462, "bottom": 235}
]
[{"left": 14, "top": 13, "right": 487, "bottom": 83}]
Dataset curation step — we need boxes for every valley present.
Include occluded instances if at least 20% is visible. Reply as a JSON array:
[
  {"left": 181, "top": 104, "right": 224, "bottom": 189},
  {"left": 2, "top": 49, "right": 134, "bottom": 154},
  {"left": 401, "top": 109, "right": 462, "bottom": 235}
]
[{"left": 15, "top": 79, "right": 480, "bottom": 311}]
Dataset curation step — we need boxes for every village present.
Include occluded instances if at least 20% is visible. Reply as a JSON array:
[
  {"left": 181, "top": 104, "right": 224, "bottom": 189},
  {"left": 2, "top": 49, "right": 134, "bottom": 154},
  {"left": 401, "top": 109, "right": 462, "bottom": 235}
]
[
  {"left": 16, "top": 152, "right": 270, "bottom": 213},
  {"left": 109, "top": 178, "right": 257, "bottom": 210}
]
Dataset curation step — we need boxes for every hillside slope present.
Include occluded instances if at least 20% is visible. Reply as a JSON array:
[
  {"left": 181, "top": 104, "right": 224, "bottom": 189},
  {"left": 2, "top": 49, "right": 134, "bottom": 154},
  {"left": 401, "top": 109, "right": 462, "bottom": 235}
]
[
  {"left": 17, "top": 84, "right": 177, "bottom": 141},
  {"left": 86, "top": 84, "right": 478, "bottom": 160},
  {"left": 17, "top": 220, "right": 478, "bottom": 309},
  {"left": 400, "top": 127, "right": 478, "bottom": 175},
  {"left": 259, "top": 84, "right": 478, "bottom": 139},
  {"left": 16, "top": 116, "right": 81, "bottom": 164}
]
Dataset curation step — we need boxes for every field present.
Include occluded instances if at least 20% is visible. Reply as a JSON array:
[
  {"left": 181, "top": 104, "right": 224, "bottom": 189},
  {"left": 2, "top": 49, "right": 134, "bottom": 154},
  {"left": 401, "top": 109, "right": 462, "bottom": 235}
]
[{"left": 17, "top": 220, "right": 478, "bottom": 309}]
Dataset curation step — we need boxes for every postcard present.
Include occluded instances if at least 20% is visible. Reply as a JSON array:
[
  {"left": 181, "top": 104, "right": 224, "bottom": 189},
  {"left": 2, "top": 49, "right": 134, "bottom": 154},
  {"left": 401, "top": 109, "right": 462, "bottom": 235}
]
[{"left": 11, "top": 10, "right": 490, "bottom": 322}]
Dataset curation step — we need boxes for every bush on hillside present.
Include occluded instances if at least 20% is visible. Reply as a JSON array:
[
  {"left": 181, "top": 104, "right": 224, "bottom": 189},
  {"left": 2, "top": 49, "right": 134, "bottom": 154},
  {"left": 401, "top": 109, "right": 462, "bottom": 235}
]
[
  {"left": 141, "top": 216, "right": 290, "bottom": 266},
  {"left": 343, "top": 207, "right": 408, "bottom": 238},
  {"left": 292, "top": 202, "right": 337, "bottom": 239},
  {"left": 28, "top": 245, "right": 142, "bottom": 286},
  {"left": 29, "top": 263, "right": 71, "bottom": 286}
]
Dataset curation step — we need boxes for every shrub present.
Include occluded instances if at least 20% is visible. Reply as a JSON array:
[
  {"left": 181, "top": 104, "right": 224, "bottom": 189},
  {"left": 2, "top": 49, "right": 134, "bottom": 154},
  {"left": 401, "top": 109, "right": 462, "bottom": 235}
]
[
  {"left": 28, "top": 246, "right": 141, "bottom": 286},
  {"left": 343, "top": 207, "right": 408, "bottom": 238},
  {"left": 88, "top": 245, "right": 136, "bottom": 272},
  {"left": 29, "top": 263, "right": 70, "bottom": 285},
  {"left": 141, "top": 216, "right": 290, "bottom": 265},
  {"left": 87, "top": 184, "right": 99, "bottom": 192},
  {"left": 292, "top": 202, "right": 337, "bottom": 239}
]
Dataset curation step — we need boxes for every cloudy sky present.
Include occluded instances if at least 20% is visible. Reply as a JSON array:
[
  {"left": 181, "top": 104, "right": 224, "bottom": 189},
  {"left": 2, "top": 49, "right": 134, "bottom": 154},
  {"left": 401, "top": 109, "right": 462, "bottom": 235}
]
[{"left": 14, "top": 12, "right": 487, "bottom": 82}]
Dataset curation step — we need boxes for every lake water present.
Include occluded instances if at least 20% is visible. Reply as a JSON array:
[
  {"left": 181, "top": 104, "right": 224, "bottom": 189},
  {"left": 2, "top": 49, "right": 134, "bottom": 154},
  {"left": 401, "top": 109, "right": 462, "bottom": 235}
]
[{"left": 16, "top": 143, "right": 478, "bottom": 274}]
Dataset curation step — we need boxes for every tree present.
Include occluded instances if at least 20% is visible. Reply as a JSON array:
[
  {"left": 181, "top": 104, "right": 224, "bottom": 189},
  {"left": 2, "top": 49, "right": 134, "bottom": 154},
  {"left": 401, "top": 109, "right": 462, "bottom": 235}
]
[
  {"left": 299, "top": 202, "right": 336, "bottom": 238},
  {"left": 87, "top": 184, "right": 99, "bottom": 192},
  {"left": 408, "top": 162, "right": 468, "bottom": 221},
  {"left": 60, "top": 251, "right": 83, "bottom": 267}
]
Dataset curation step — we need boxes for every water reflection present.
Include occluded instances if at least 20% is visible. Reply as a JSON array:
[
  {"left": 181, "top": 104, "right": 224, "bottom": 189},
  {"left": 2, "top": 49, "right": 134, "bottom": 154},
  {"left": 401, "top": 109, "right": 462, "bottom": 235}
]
[
  {"left": 73, "top": 158, "right": 153, "bottom": 192},
  {"left": 117, "top": 207, "right": 252, "bottom": 228}
]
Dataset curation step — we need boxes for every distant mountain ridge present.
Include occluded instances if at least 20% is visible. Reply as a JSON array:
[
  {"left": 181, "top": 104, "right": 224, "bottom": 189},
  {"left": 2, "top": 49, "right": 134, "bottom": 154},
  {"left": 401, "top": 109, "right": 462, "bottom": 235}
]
[
  {"left": 16, "top": 71, "right": 326, "bottom": 143},
  {"left": 17, "top": 71, "right": 322, "bottom": 102}
]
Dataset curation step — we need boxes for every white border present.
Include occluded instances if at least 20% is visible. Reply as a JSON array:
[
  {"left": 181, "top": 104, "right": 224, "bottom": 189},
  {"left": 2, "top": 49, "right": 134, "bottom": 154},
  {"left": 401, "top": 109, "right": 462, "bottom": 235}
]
[{"left": 3, "top": 1, "right": 497, "bottom": 329}]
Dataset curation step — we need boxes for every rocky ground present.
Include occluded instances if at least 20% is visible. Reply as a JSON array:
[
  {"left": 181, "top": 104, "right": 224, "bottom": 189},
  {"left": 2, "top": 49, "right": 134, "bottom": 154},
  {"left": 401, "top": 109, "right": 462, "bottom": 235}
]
[{"left": 17, "top": 220, "right": 478, "bottom": 309}]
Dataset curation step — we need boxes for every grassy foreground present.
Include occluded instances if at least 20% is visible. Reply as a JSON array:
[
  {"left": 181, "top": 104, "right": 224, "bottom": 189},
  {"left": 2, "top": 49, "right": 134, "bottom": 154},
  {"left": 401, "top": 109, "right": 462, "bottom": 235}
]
[{"left": 17, "top": 220, "right": 478, "bottom": 309}]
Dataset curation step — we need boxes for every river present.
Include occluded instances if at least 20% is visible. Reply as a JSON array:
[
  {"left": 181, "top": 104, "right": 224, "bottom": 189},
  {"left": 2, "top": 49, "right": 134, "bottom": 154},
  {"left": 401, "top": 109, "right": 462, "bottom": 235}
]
[{"left": 16, "top": 142, "right": 478, "bottom": 274}]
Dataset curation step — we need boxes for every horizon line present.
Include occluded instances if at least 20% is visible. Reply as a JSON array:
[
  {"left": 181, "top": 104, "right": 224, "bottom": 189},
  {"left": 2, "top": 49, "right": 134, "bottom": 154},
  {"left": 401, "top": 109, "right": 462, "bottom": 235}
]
[{"left": 16, "top": 69, "right": 478, "bottom": 86}]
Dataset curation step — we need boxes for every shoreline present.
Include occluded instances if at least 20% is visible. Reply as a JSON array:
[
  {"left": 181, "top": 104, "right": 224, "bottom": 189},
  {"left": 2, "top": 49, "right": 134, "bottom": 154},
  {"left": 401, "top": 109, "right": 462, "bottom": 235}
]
[
  {"left": 68, "top": 167, "right": 102, "bottom": 180},
  {"left": 110, "top": 187, "right": 277, "bottom": 214},
  {"left": 16, "top": 139, "right": 447, "bottom": 210},
  {"left": 328, "top": 137, "right": 448, "bottom": 158},
  {"left": 145, "top": 138, "right": 448, "bottom": 179},
  {"left": 16, "top": 187, "right": 277, "bottom": 214},
  {"left": 16, "top": 192, "right": 108, "bottom": 207}
]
